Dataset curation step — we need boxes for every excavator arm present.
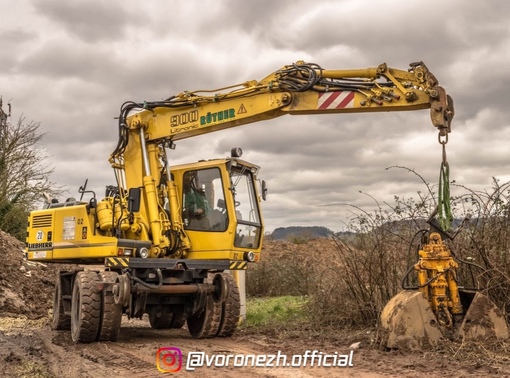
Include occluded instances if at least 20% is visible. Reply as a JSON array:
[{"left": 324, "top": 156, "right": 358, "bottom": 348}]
[
  {"left": 111, "top": 61, "right": 453, "bottom": 156},
  {"left": 107, "top": 60, "right": 455, "bottom": 259}
]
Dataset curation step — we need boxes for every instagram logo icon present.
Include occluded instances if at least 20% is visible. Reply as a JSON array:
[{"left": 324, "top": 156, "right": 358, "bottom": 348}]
[{"left": 156, "top": 347, "right": 182, "bottom": 373}]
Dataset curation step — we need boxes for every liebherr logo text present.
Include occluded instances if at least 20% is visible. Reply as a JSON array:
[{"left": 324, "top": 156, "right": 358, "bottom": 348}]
[{"left": 27, "top": 242, "right": 53, "bottom": 249}]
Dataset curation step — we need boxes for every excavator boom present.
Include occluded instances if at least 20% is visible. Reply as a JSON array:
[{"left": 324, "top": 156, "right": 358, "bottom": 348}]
[{"left": 114, "top": 61, "right": 453, "bottom": 151}]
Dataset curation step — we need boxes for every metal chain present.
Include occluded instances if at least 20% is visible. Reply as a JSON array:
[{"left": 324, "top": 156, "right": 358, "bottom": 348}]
[{"left": 437, "top": 130, "right": 453, "bottom": 231}]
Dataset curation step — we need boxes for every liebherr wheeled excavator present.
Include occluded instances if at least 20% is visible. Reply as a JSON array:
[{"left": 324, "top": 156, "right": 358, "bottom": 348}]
[{"left": 25, "top": 60, "right": 507, "bottom": 347}]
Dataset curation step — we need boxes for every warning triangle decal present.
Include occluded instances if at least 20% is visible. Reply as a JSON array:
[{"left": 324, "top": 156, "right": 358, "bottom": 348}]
[{"left": 238, "top": 104, "right": 247, "bottom": 114}]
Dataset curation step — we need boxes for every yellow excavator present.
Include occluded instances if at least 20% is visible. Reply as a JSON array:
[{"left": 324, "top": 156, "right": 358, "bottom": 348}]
[{"left": 25, "top": 60, "right": 507, "bottom": 346}]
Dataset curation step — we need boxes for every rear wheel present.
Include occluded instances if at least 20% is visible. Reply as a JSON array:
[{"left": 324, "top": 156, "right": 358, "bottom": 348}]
[
  {"left": 148, "top": 306, "right": 187, "bottom": 329},
  {"left": 97, "top": 271, "right": 123, "bottom": 342},
  {"left": 170, "top": 310, "right": 186, "bottom": 329},
  {"left": 148, "top": 306, "right": 174, "bottom": 329},
  {"left": 71, "top": 271, "right": 101, "bottom": 343},
  {"left": 52, "top": 276, "right": 70, "bottom": 330}
]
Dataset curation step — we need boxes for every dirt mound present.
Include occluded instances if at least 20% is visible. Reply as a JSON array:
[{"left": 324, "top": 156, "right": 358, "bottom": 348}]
[
  {"left": 0, "top": 234, "right": 341, "bottom": 319},
  {"left": 261, "top": 238, "right": 342, "bottom": 257},
  {"left": 0, "top": 230, "right": 69, "bottom": 319}
]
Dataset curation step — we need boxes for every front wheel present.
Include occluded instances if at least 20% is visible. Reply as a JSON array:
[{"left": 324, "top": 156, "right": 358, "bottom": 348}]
[
  {"left": 216, "top": 273, "right": 240, "bottom": 337},
  {"left": 187, "top": 295, "right": 222, "bottom": 338}
]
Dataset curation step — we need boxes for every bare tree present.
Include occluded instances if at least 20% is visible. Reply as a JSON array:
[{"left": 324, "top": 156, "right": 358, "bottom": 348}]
[{"left": 0, "top": 100, "right": 61, "bottom": 240}]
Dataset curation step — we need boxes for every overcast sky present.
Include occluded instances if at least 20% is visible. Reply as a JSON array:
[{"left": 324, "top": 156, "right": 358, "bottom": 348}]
[{"left": 1, "top": 0, "right": 510, "bottom": 233}]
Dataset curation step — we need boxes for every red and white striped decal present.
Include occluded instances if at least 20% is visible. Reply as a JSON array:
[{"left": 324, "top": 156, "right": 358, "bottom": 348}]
[{"left": 317, "top": 91, "right": 355, "bottom": 110}]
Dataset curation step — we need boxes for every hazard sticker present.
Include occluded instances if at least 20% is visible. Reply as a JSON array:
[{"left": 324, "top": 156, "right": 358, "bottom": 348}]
[
  {"left": 238, "top": 104, "right": 247, "bottom": 114},
  {"left": 318, "top": 91, "right": 355, "bottom": 109}
]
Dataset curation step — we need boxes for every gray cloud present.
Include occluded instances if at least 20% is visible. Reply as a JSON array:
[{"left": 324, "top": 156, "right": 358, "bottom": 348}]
[
  {"left": 1, "top": 0, "right": 510, "bottom": 232},
  {"left": 17, "top": 40, "right": 117, "bottom": 80},
  {"left": 32, "top": 0, "right": 137, "bottom": 43}
]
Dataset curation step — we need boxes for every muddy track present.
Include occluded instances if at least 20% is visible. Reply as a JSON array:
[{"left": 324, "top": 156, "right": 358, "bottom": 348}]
[
  {"left": 1, "top": 316, "right": 508, "bottom": 378},
  {"left": 1, "top": 231, "right": 508, "bottom": 378}
]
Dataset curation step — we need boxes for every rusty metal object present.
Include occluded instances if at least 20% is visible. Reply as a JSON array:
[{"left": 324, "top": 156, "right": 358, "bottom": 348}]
[
  {"left": 112, "top": 273, "right": 131, "bottom": 307},
  {"left": 458, "top": 292, "right": 509, "bottom": 341},
  {"left": 380, "top": 289, "right": 509, "bottom": 350},
  {"left": 379, "top": 231, "right": 508, "bottom": 350},
  {"left": 429, "top": 86, "right": 454, "bottom": 134},
  {"left": 379, "top": 290, "right": 442, "bottom": 350},
  {"left": 146, "top": 283, "right": 214, "bottom": 294}
]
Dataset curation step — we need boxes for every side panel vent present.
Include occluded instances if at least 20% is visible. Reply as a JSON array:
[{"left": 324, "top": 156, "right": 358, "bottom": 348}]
[{"left": 32, "top": 214, "right": 53, "bottom": 228}]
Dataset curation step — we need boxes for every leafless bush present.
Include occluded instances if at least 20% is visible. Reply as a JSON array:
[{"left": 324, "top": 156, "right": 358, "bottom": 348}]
[
  {"left": 449, "top": 178, "right": 510, "bottom": 314},
  {"left": 308, "top": 188, "right": 436, "bottom": 327},
  {"left": 246, "top": 243, "right": 316, "bottom": 297},
  {"left": 252, "top": 170, "right": 510, "bottom": 328},
  {"left": 312, "top": 178, "right": 510, "bottom": 328}
]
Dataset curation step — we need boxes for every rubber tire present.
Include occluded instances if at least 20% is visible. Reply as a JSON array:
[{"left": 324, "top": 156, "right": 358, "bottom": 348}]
[
  {"left": 52, "top": 277, "right": 71, "bottom": 330},
  {"left": 148, "top": 306, "right": 174, "bottom": 329},
  {"left": 97, "top": 271, "right": 123, "bottom": 342},
  {"left": 148, "top": 306, "right": 187, "bottom": 329},
  {"left": 170, "top": 311, "right": 186, "bottom": 329},
  {"left": 71, "top": 271, "right": 101, "bottom": 343},
  {"left": 187, "top": 294, "right": 222, "bottom": 339},
  {"left": 216, "top": 273, "right": 240, "bottom": 337}
]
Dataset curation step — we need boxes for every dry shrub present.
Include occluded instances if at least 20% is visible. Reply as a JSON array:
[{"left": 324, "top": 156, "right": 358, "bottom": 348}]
[
  {"left": 307, "top": 207, "right": 426, "bottom": 328},
  {"left": 247, "top": 239, "right": 334, "bottom": 297},
  {"left": 251, "top": 174, "right": 510, "bottom": 329},
  {"left": 449, "top": 178, "right": 510, "bottom": 314},
  {"left": 309, "top": 178, "right": 510, "bottom": 328}
]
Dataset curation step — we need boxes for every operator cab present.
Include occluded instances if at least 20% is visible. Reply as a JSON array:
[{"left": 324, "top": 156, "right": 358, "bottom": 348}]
[{"left": 171, "top": 152, "right": 264, "bottom": 258}]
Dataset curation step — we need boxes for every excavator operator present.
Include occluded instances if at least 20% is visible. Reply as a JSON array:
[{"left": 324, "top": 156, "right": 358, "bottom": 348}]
[{"left": 183, "top": 171, "right": 212, "bottom": 230}]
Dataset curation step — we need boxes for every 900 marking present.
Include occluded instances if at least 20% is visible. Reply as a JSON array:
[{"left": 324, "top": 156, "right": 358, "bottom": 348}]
[{"left": 171, "top": 110, "right": 199, "bottom": 127}]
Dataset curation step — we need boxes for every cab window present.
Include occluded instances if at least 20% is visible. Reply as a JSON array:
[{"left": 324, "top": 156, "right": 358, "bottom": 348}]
[{"left": 182, "top": 168, "right": 228, "bottom": 231}]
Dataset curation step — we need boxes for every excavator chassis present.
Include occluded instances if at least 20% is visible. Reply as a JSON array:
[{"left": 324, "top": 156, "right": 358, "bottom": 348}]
[{"left": 52, "top": 258, "right": 241, "bottom": 343}]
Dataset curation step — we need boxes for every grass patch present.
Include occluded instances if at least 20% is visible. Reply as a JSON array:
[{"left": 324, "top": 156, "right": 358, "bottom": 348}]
[
  {"left": 14, "top": 361, "right": 53, "bottom": 378},
  {"left": 245, "top": 295, "right": 308, "bottom": 329}
]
